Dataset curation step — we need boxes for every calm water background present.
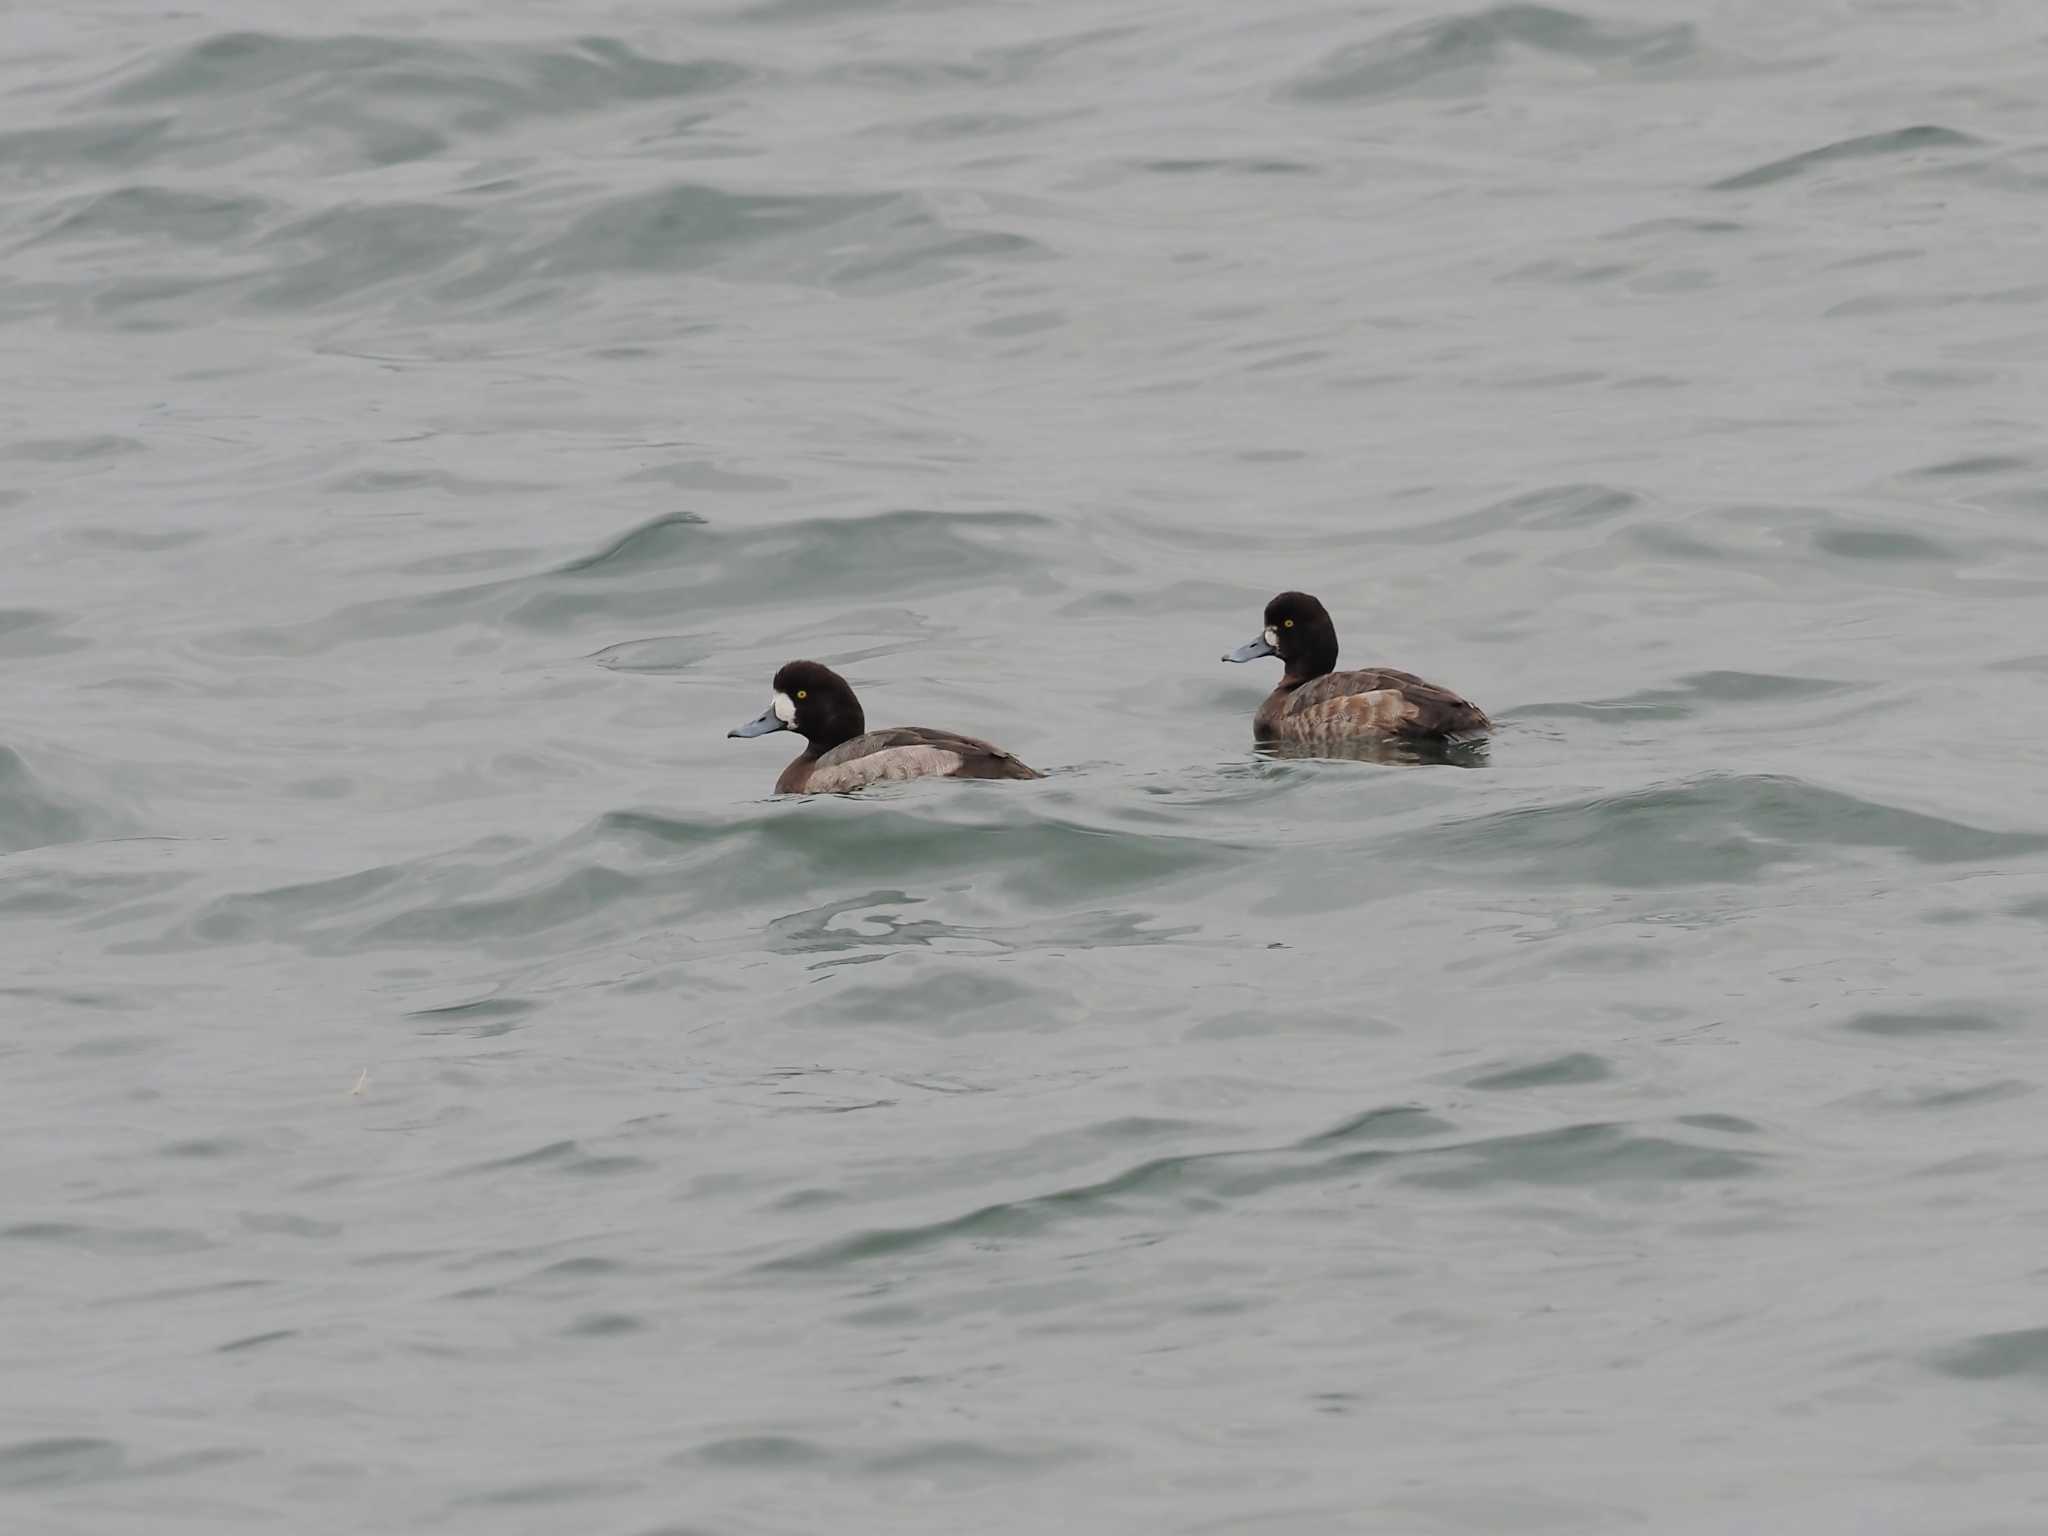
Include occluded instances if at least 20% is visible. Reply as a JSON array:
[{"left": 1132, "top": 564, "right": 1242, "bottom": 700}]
[{"left": 5, "top": 0, "right": 2048, "bottom": 1530}]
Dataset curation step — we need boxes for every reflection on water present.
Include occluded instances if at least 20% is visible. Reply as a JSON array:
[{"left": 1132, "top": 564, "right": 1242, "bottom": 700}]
[{"left": 1254, "top": 734, "right": 1492, "bottom": 769}]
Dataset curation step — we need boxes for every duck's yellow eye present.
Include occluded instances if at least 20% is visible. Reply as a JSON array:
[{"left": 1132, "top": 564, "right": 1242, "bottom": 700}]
[
  {"left": 796, "top": 689, "right": 807, "bottom": 700},
  {"left": 1283, "top": 618, "right": 1294, "bottom": 628}
]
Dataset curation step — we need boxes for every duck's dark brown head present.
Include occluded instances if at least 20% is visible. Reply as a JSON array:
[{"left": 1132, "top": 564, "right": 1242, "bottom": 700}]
[
  {"left": 728, "top": 659, "right": 865, "bottom": 757},
  {"left": 1222, "top": 591, "right": 1339, "bottom": 683}
]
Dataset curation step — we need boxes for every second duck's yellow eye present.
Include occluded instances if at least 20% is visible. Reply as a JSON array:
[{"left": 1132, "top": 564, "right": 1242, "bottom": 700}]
[
  {"left": 1283, "top": 618, "right": 1294, "bottom": 628},
  {"left": 796, "top": 690, "right": 807, "bottom": 700}
]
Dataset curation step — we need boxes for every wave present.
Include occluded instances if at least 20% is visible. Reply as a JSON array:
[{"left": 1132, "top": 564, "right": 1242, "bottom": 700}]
[
  {"left": 1712, "top": 125, "right": 1980, "bottom": 191},
  {"left": 1380, "top": 773, "right": 2048, "bottom": 889},
  {"left": 107, "top": 31, "right": 749, "bottom": 127},
  {"left": 761, "top": 1111, "right": 1765, "bottom": 1271},
  {"left": 160, "top": 797, "right": 1241, "bottom": 960},
  {"left": 0, "top": 745, "right": 130, "bottom": 856},
  {"left": 212, "top": 508, "right": 1058, "bottom": 655},
  {"left": 1288, "top": 5, "right": 1697, "bottom": 104}
]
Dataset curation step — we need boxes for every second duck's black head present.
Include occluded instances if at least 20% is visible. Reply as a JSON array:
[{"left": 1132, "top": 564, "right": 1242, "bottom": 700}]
[
  {"left": 1222, "top": 591, "right": 1339, "bottom": 681},
  {"left": 727, "top": 660, "right": 865, "bottom": 757}
]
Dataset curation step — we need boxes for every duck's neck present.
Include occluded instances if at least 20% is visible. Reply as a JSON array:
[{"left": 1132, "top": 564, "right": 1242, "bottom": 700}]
[
  {"left": 796, "top": 708, "right": 864, "bottom": 761},
  {"left": 1283, "top": 632, "right": 1338, "bottom": 688},
  {"left": 1279, "top": 659, "right": 1335, "bottom": 691}
]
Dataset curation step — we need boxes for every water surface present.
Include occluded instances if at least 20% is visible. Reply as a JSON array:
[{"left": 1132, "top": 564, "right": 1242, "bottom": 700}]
[{"left": 6, "top": 1, "right": 2048, "bottom": 1530}]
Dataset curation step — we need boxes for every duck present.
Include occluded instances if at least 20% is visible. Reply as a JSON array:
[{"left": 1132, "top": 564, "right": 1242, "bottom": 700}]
[
  {"left": 1221, "top": 591, "right": 1489, "bottom": 748},
  {"left": 728, "top": 660, "right": 1043, "bottom": 794}
]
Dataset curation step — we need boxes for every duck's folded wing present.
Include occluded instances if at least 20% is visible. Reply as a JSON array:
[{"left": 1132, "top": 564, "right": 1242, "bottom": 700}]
[
  {"left": 810, "top": 726, "right": 1041, "bottom": 790},
  {"left": 1284, "top": 670, "right": 1489, "bottom": 737}
]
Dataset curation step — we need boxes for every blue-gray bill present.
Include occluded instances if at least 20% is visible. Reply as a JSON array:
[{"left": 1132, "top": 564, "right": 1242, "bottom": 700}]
[
  {"left": 1222, "top": 635, "right": 1276, "bottom": 663},
  {"left": 728, "top": 707, "right": 786, "bottom": 738}
]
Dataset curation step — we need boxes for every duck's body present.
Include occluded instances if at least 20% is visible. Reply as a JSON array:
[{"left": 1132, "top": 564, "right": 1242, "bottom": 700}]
[
  {"left": 731, "top": 661, "right": 1042, "bottom": 795},
  {"left": 1255, "top": 665, "right": 1489, "bottom": 747},
  {"left": 1225, "top": 592, "right": 1489, "bottom": 747},
  {"left": 775, "top": 725, "right": 1040, "bottom": 795}
]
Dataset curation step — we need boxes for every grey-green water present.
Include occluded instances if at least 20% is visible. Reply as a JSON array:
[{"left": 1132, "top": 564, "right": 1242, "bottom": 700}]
[{"left": 6, "top": 2, "right": 2048, "bottom": 1531}]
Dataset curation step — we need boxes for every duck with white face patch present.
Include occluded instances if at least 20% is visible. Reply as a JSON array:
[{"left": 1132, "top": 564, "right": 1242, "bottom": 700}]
[
  {"left": 1222, "top": 590, "right": 1490, "bottom": 748},
  {"left": 728, "top": 660, "right": 1044, "bottom": 795}
]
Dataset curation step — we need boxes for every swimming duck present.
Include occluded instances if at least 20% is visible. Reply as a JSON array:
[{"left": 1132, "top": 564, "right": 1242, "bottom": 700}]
[
  {"left": 728, "top": 660, "right": 1043, "bottom": 794},
  {"left": 1222, "top": 591, "right": 1489, "bottom": 747}
]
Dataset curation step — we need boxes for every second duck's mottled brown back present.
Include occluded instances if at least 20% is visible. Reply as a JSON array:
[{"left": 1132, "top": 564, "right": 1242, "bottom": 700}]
[{"left": 1260, "top": 667, "right": 1490, "bottom": 745}]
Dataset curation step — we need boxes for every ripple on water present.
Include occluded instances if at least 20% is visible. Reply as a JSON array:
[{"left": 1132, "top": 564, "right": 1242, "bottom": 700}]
[
  {"left": 685, "top": 1435, "right": 831, "bottom": 1467},
  {"left": 0, "top": 746, "right": 116, "bottom": 855},
  {"left": 1381, "top": 773, "right": 2048, "bottom": 890},
  {"left": 214, "top": 509, "right": 1058, "bottom": 655},
  {"left": 1710, "top": 124, "right": 1981, "bottom": 191},
  {"left": 505, "top": 182, "right": 1050, "bottom": 296},
  {"left": 678, "top": 1429, "right": 1080, "bottom": 1488},
  {"left": 348, "top": 865, "right": 646, "bottom": 951},
  {"left": 1842, "top": 1008, "right": 2008, "bottom": 1038},
  {"left": 1379, "top": 483, "right": 1642, "bottom": 546},
  {"left": 720, "top": 0, "right": 960, "bottom": 27},
  {"left": 6, "top": 434, "right": 146, "bottom": 462},
  {"left": 1930, "top": 1326, "right": 2048, "bottom": 1382},
  {"left": 454, "top": 1478, "right": 625, "bottom": 1508},
  {"left": 1909, "top": 453, "right": 2036, "bottom": 480},
  {"left": 586, "top": 634, "right": 717, "bottom": 674},
  {"left": 106, "top": 31, "right": 750, "bottom": 137},
  {"left": 824, "top": 965, "right": 1050, "bottom": 1034},
  {"left": 0, "top": 118, "right": 169, "bottom": 179},
  {"left": 1, "top": 1221, "right": 212, "bottom": 1255},
  {"left": 859, "top": 1438, "right": 1087, "bottom": 1486},
  {"left": 31, "top": 34, "right": 1043, "bottom": 326},
  {"left": 162, "top": 794, "right": 1231, "bottom": 964},
  {"left": 0, "top": 610, "right": 87, "bottom": 660},
  {"left": 1511, "top": 669, "right": 1859, "bottom": 725},
  {"left": 457, "top": 1139, "right": 650, "bottom": 1179},
  {"left": 123, "top": 180, "right": 1056, "bottom": 321},
  {"left": 563, "top": 1312, "right": 646, "bottom": 1338},
  {"left": 405, "top": 996, "right": 540, "bottom": 1038},
  {"left": 1465, "top": 1052, "right": 1613, "bottom": 1090},
  {"left": 24, "top": 185, "right": 269, "bottom": 248},
  {"left": 1396, "top": 1122, "right": 1766, "bottom": 1190},
  {"left": 763, "top": 889, "right": 1191, "bottom": 962},
  {"left": 0, "top": 1437, "right": 128, "bottom": 1491},
  {"left": 1286, "top": 5, "right": 1698, "bottom": 104},
  {"left": 177, "top": 863, "right": 410, "bottom": 949},
  {"left": 600, "top": 801, "right": 1238, "bottom": 911},
  {"left": 216, "top": 1328, "right": 297, "bottom": 1354},
  {"left": 760, "top": 1111, "right": 1761, "bottom": 1273}
]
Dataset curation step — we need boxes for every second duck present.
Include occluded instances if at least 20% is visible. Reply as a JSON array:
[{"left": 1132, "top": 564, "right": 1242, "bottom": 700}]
[{"left": 1222, "top": 591, "right": 1489, "bottom": 748}]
